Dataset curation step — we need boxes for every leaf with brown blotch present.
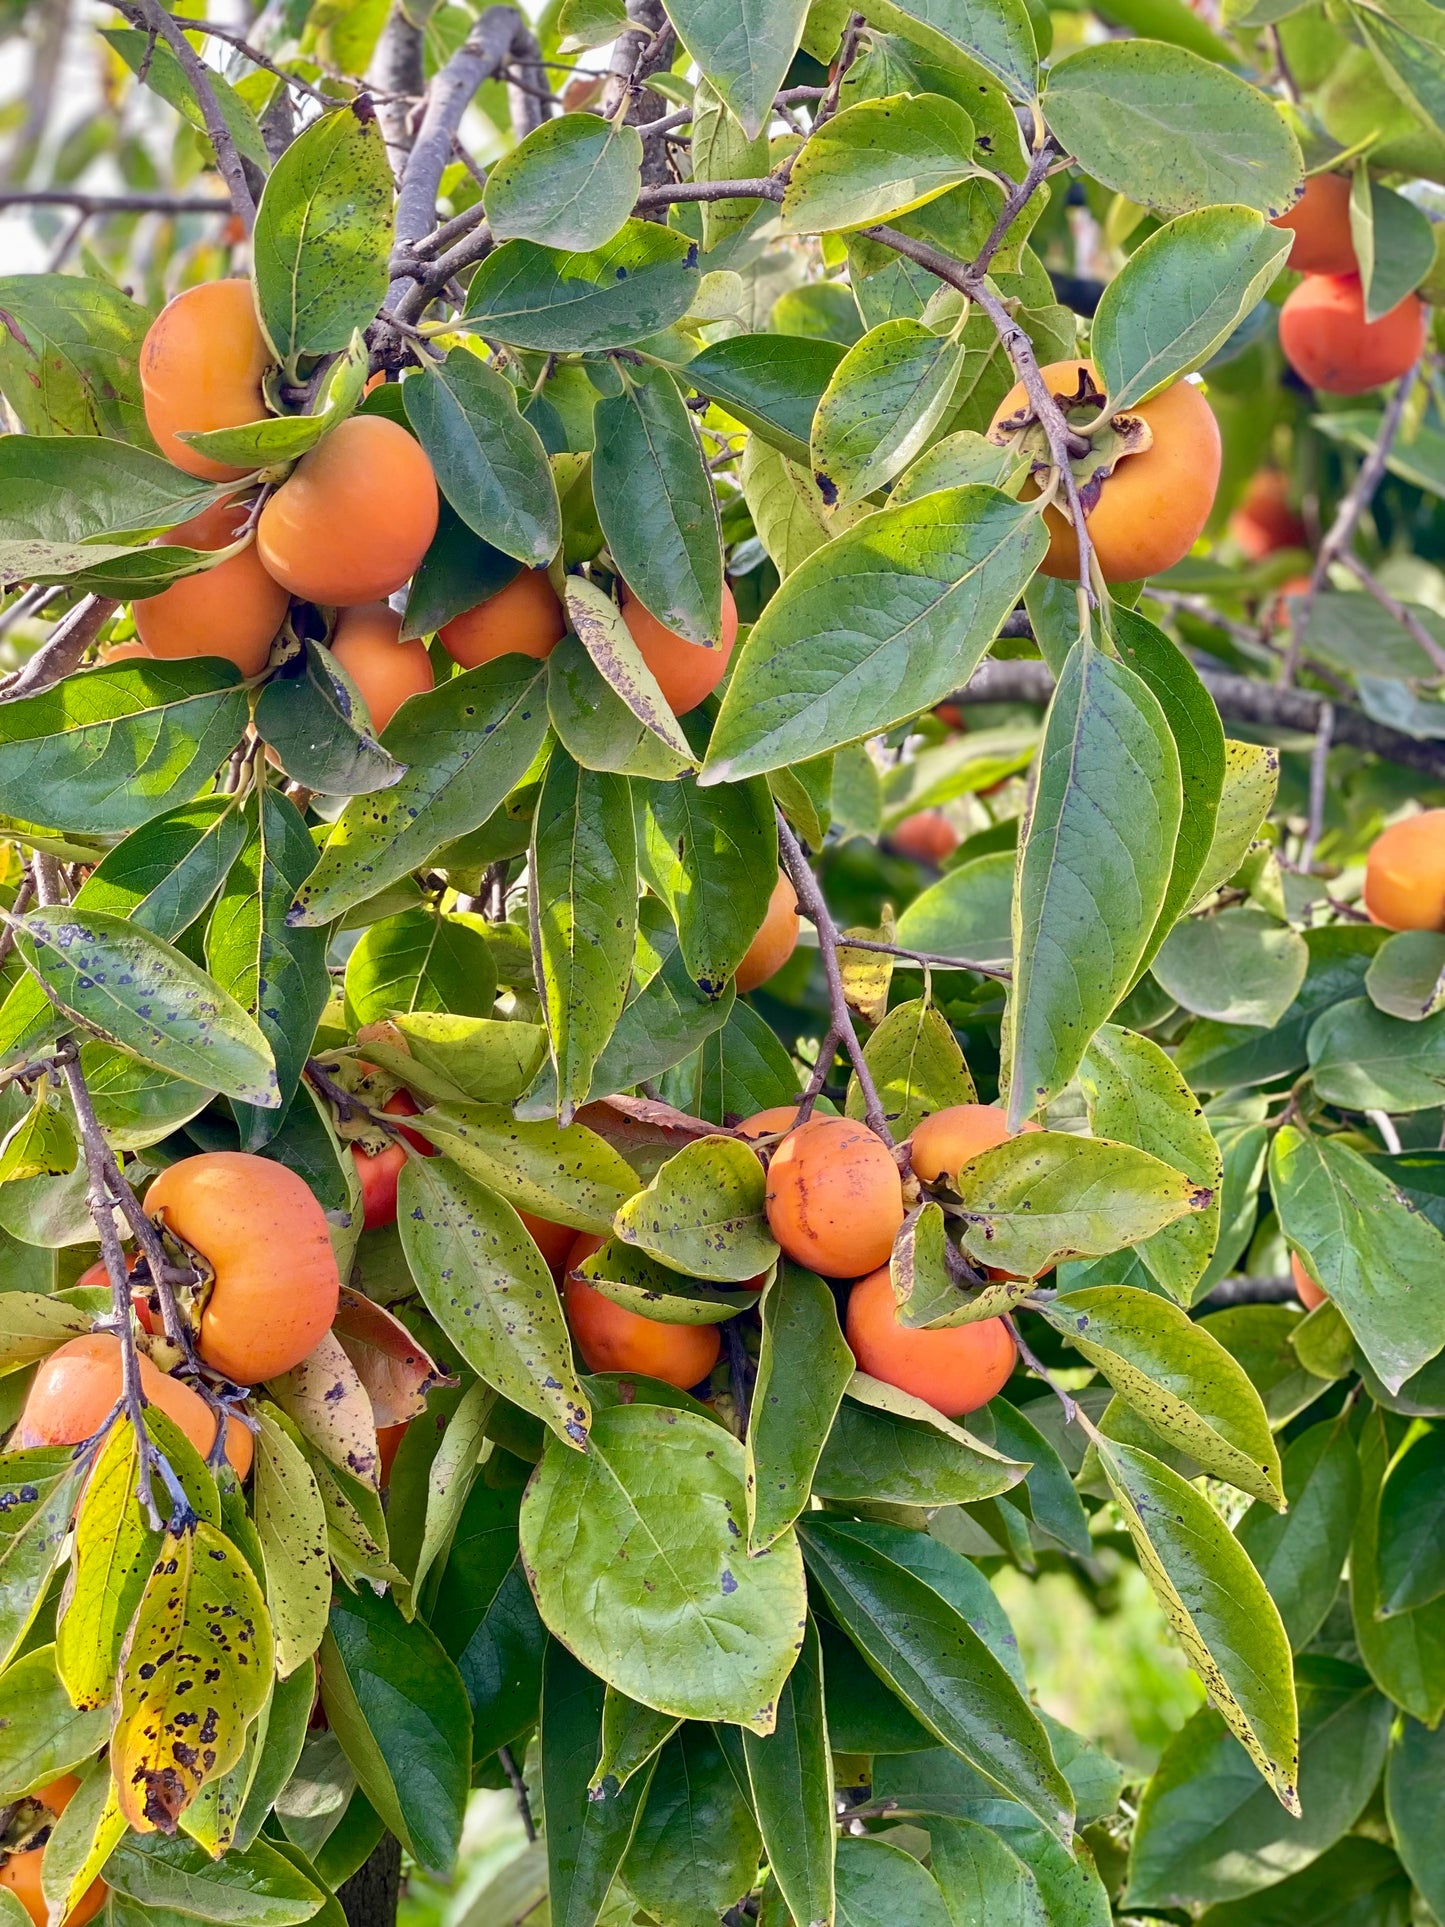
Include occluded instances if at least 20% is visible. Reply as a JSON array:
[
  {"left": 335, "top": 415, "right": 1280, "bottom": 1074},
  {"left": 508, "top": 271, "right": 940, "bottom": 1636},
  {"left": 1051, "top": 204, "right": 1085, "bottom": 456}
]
[
  {"left": 332, "top": 1287, "right": 449, "bottom": 1428},
  {"left": 268, "top": 1328, "right": 381, "bottom": 1489}
]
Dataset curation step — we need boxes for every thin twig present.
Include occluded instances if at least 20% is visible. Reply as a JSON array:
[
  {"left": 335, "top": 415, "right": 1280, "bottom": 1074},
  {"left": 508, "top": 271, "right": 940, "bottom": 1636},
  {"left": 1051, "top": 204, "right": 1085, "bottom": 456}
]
[
  {"left": 775, "top": 811, "right": 892, "bottom": 1143},
  {"left": 829, "top": 934, "right": 1011, "bottom": 982},
  {"left": 0, "top": 187, "right": 234, "bottom": 216},
  {"left": 721, "top": 1318, "right": 753, "bottom": 1431},
  {"left": 497, "top": 1746, "right": 536, "bottom": 1842},
  {"left": 112, "top": 0, "right": 257, "bottom": 229},
  {"left": 169, "top": 16, "right": 340, "bottom": 104},
  {"left": 1337, "top": 551, "right": 1445, "bottom": 677},
  {"left": 1300, "top": 700, "right": 1334, "bottom": 873}
]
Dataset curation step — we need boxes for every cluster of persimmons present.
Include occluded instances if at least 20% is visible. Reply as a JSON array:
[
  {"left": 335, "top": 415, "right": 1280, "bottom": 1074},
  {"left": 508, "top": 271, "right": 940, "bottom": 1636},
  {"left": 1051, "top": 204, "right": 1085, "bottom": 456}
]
[
  {"left": 1272, "top": 173, "right": 1426, "bottom": 393},
  {"left": 120, "top": 281, "right": 742, "bottom": 734}
]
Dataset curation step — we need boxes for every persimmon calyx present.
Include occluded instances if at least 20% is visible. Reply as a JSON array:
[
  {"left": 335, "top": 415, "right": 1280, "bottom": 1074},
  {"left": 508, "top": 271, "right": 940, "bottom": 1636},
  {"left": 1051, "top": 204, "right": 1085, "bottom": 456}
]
[
  {"left": 987, "top": 364, "right": 1154, "bottom": 513},
  {"left": 137, "top": 1215, "right": 215, "bottom": 1338}
]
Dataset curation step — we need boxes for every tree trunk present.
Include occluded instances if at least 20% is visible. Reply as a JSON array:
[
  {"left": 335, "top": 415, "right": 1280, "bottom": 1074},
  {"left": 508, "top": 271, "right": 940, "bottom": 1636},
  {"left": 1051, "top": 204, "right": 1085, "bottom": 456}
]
[{"left": 337, "top": 1834, "right": 402, "bottom": 1927}]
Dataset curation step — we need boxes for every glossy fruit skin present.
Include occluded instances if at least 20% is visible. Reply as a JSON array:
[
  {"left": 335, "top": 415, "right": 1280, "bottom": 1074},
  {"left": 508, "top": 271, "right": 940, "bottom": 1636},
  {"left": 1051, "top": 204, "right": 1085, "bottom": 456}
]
[
  {"left": 563, "top": 1235, "right": 720, "bottom": 1388},
  {"left": 14, "top": 1332, "right": 252, "bottom": 1479},
  {"left": 1228, "top": 470, "right": 1308, "bottom": 561},
  {"left": 257, "top": 417, "right": 439, "bottom": 607},
  {"left": 1279, "top": 274, "right": 1426, "bottom": 394},
  {"left": 0, "top": 1774, "right": 106, "bottom": 1927},
  {"left": 988, "top": 360, "right": 1221, "bottom": 583},
  {"left": 328, "top": 603, "right": 434, "bottom": 732},
  {"left": 1364, "top": 809, "right": 1445, "bottom": 929},
  {"left": 97, "top": 640, "right": 152, "bottom": 664},
  {"left": 736, "top": 1105, "right": 805, "bottom": 1140},
  {"left": 519, "top": 1210, "right": 576, "bottom": 1277},
  {"left": 439, "top": 569, "right": 566, "bottom": 668},
  {"left": 620, "top": 582, "right": 738, "bottom": 714},
  {"left": 1291, "top": 1250, "right": 1327, "bottom": 1312},
  {"left": 736, "top": 872, "right": 799, "bottom": 992},
  {"left": 1271, "top": 172, "right": 1356, "bottom": 275},
  {"left": 909, "top": 1103, "right": 1036, "bottom": 1183},
  {"left": 765, "top": 1117, "right": 905, "bottom": 1278},
  {"left": 134, "top": 497, "right": 290, "bottom": 676},
  {"left": 377, "top": 1420, "right": 409, "bottom": 1487},
  {"left": 891, "top": 811, "right": 959, "bottom": 864},
  {"left": 145, "top": 1152, "right": 340, "bottom": 1384},
  {"left": 140, "top": 280, "right": 270, "bottom": 482},
  {"left": 845, "top": 1267, "right": 1015, "bottom": 1416},
  {"left": 351, "top": 1091, "right": 433, "bottom": 1230}
]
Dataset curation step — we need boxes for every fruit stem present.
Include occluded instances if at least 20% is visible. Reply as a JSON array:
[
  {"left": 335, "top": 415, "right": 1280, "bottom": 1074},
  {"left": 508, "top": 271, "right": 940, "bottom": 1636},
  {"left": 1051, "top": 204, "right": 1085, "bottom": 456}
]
[{"left": 775, "top": 810, "right": 893, "bottom": 1144}]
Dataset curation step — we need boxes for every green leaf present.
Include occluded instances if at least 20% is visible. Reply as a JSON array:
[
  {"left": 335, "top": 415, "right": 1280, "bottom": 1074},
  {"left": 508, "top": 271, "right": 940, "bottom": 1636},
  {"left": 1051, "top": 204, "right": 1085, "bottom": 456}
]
[
  {"left": 1095, "top": 1438, "right": 1298, "bottom": 1813},
  {"left": 746, "top": 1264, "right": 856, "bottom": 1551},
  {"left": 252, "top": 104, "right": 395, "bottom": 364},
  {"left": 1308, "top": 995, "right": 1445, "bottom": 1111},
  {"left": 0, "top": 1644, "right": 111, "bottom": 1800},
  {"left": 540, "top": 1640, "right": 656, "bottom": 1927},
  {"left": 1350, "top": 1409, "right": 1445, "bottom": 1727},
  {"left": 15, "top": 904, "right": 279, "bottom": 1108},
  {"left": 1195, "top": 1835, "right": 1410, "bottom": 1927},
  {"left": 1270, "top": 1126, "right": 1445, "bottom": 1393},
  {"left": 593, "top": 1689, "right": 681, "bottom": 1793},
  {"left": 403, "top": 353, "right": 561, "bottom": 567},
  {"left": 254, "top": 637, "right": 403, "bottom": 799},
  {"left": 292, "top": 657, "right": 549, "bottom": 924},
  {"left": 485, "top": 112, "right": 642, "bottom": 251},
  {"left": 1376, "top": 1426, "right": 1445, "bottom": 1616},
  {"left": 563, "top": 573, "right": 695, "bottom": 772},
  {"left": 863, "top": 0, "right": 1039, "bottom": 98},
  {"left": 1043, "top": 41, "right": 1303, "bottom": 218},
  {"left": 321, "top": 1586, "right": 472, "bottom": 1875},
  {"left": 253, "top": 1409, "right": 331, "bottom": 1679},
  {"left": 0, "top": 659, "right": 249, "bottom": 836},
  {"left": 953, "top": 1131, "right": 1206, "bottom": 1279},
  {"left": 103, "top": 1835, "right": 325, "bottom": 1925},
  {"left": 66, "top": 794, "right": 249, "bottom": 943},
  {"left": 660, "top": 0, "right": 808, "bottom": 134},
  {"left": 1191, "top": 739, "right": 1280, "bottom": 907},
  {"left": 0, "top": 432, "right": 215, "bottom": 545},
  {"left": 532, "top": 751, "right": 638, "bottom": 1119},
  {"left": 1040, "top": 1287, "right": 1281, "bottom": 1506},
  {"left": 111, "top": 1518, "right": 273, "bottom": 1833},
  {"left": 812, "top": 318, "right": 964, "bottom": 507},
  {"left": 742, "top": 1617, "right": 835, "bottom": 1927},
  {"left": 103, "top": 26, "right": 270, "bottom": 174},
  {"left": 1093, "top": 207, "right": 1291, "bottom": 410},
  {"left": 0, "top": 1287, "right": 86, "bottom": 1370},
  {"left": 1078, "top": 1024, "right": 1221, "bottom": 1300},
  {"left": 343, "top": 906, "right": 498, "bottom": 1029},
  {"left": 893, "top": 849, "right": 1014, "bottom": 969},
  {"left": 991, "top": 1398, "right": 1092, "bottom": 1558},
  {"left": 1155, "top": 908, "right": 1308, "bottom": 1030},
  {"left": 1127, "top": 1656, "right": 1391, "bottom": 1911},
  {"left": 621, "top": 1724, "right": 763, "bottom": 1924},
  {"left": 520, "top": 1401, "right": 807, "bottom": 1732},
  {"left": 397, "top": 1155, "right": 590, "bottom": 1449},
  {"left": 780, "top": 94, "right": 978, "bottom": 236},
  {"left": 1006, "top": 638, "right": 1182, "bottom": 1126},
  {"left": 741, "top": 436, "right": 863, "bottom": 578},
  {"left": 463, "top": 222, "right": 703, "bottom": 351},
  {"left": 207, "top": 789, "right": 329, "bottom": 1148},
  {"left": 798, "top": 1517, "right": 1073, "bottom": 1837},
  {"left": 0, "top": 273, "right": 151, "bottom": 443},
  {"left": 814, "top": 1378, "right": 1028, "bottom": 1506},
  {"left": 55, "top": 1420, "right": 158, "bottom": 1712},
  {"left": 409, "top": 1101, "right": 637, "bottom": 1232},
  {"left": 929, "top": 1815, "right": 1051, "bottom": 1927},
  {"left": 392, "top": 1013, "right": 546, "bottom": 1107},
  {"left": 614, "top": 1132, "right": 777, "bottom": 1281},
  {"left": 1386, "top": 1715, "right": 1445, "bottom": 1923},
  {"left": 235, "top": 1651, "right": 314, "bottom": 1853},
  {"left": 40, "top": 1758, "right": 124, "bottom": 1927},
  {"left": 1350, "top": 166, "right": 1436, "bottom": 322},
  {"left": 694, "top": 79, "right": 771, "bottom": 248},
  {"left": 575, "top": 1237, "right": 757, "bottom": 1322},
  {"left": 847, "top": 996, "right": 975, "bottom": 1138},
  {"left": 1236, "top": 1417, "right": 1360, "bottom": 1649},
  {"left": 703, "top": 488, "right": 1047, "bottom": 783},
  {"left": 684, "top": 333, "right": 846, "bottom": 465},
  {"left": 833, "top": 1833, "right": 951, "bottom": 1927},
  {"left": 1365, "top": 929, "right": 1445, "bottom": 1021},
  {"left": 593, "top": 372, "right": 725, "bottom": 646},
  {"left": 431, "top": 1482, "right": 546, "bottom": 1759},
  {"left": 179, "top": 332, "right": 369, "bottom": 469},
  {"left": 637, "top": 769, "right": 778, "bottom": 998}
]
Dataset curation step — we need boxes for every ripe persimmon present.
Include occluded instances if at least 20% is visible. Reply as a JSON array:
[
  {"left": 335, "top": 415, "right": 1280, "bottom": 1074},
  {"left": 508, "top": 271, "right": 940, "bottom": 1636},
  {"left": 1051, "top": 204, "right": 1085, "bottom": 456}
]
[
  {"left": 736, "top": 872, "right": 799, "bottom": 992},
  {"left": 1291, "top": 1250, "right": 1327, "bottom": 1311},
  {"left": 765, "top": 1117, "right": 904, "bottom": 1278},
  {"left": 845, "top": 1266, "right": 1016, "bottom": 1416},
  {"left": 909, "top": 1104, "right": 1040, "bottom": 1183},
  {"left": 377, "top": 1420, "right": 409, "bottom": 1486},
  {"left": 134, "top": 496, "right": 289, "bottom": 676},
  {"left": 620, "top": 581, "right": 737, "bottom": 714},
  {"left": 891, "top": 811, "right": 959, "bottom": 864},
  {"left": 145, "top": 1152, "right": 339, "bottom": 1383},
  {"left": 257, "top": 416, "right": 439, "bottom": 606},
  {"left": 329, "top": 602, "right": 434, "bottom": 731},
  {"left": 14, "top": 1332, "right": 252, "bottom": 1479},
  {"left": 563, "top": 1234, "right": 720, "bottom": 1388},
  {"left": 1228, "top": 470, "right": 1307, "bottom": 561},
  {"left": 0, "top": 1773, "right": 107, "bottom": 1927},
  {"left": 352, "top": 1091, "right": 433, "bottom": 1230},
  {"left": 736, "top": 1105, "right": 805, "bottom": 1140},
  {"left": 140, "top": 279, "right": 270, "bottom": 481},
  {"left": 987, "top": 359, "right": 1221, "bottom": 583},
  {"left": 519, "top": 1210, "right": 576, "bottom": 1276},
  {"left": 1271, "top": 172, "right": 1356, "bottom": 275},
  {"left": 439, "top": 569, "right": 566, "bottom": 668},
  {"left": 96, "top": 640, "right": 151, "bottom": 664},
  {"left": 1363, "top": 809, "right": 1445, "bottom": 929},
  {"left": 1279, "top": 275, "right": 1426, "bottom": 394}
]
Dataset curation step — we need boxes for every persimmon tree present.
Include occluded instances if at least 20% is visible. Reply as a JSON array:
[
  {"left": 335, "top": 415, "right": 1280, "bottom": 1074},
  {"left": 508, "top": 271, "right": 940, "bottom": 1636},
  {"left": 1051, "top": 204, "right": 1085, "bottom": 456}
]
[{"left": 1, "top": 0, "right": 1445, "bottom": 1923}]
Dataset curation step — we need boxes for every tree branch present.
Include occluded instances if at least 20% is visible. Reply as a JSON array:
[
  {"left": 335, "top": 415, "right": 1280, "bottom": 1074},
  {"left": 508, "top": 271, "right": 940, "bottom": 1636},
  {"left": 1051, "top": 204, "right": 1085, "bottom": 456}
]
[
  {"left": 368, "top": 3, "right": 425, "bottom": 166},
  {"left": 0, "top": 596, "right": 116, "bottom": 702},
  {"left": 0, "top": 188, "right": 232, "bottom": 215},
  {"left": 170, "top": 18, "right": 339, "bottom": 106},
  {"left": 112, "top": 0, "right": 256, "bottom": 230},
  {"left": 601, "top": 0, "right": 678, "bottom": 190}
]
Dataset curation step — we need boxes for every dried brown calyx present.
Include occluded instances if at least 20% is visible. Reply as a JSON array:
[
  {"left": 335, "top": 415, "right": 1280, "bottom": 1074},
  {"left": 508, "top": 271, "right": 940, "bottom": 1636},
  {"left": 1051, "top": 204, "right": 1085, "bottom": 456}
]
[{"left": 988, "top": 364, "right": 1154, "bottom": 513}]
